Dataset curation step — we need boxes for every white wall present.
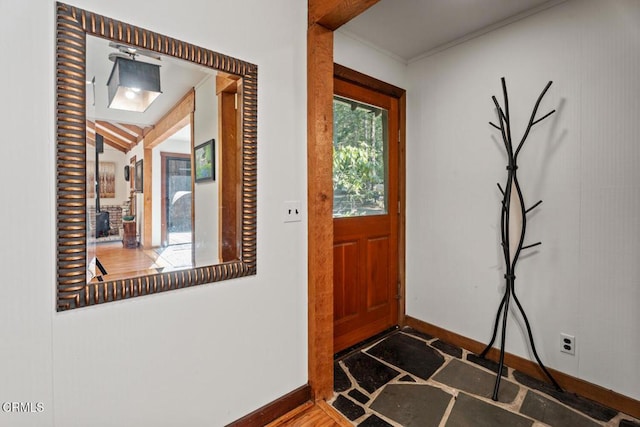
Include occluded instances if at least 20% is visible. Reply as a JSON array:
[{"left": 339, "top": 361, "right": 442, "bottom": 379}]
[
  {"left": 193, "top": 74, "right": 220, "bottom": 265},
  {"left": 86, "top": 146, "right": 129, "bottom": 207},
  {"left": 406, "top": 0, "right": 640, "bottom": 400},
  {"left": 0, "top": 2, "right": 55, "bottom": 426},
  {"left": 334, "top": 30, "right": 408, "bottom": 90},
  {"left": 0, "top": 1, "right": 307, "bottom": 426}
]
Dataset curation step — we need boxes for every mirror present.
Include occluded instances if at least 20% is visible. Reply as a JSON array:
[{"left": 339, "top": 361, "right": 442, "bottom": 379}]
[{"left": 56, "top": 2, "right": 257, "bottom": 310}]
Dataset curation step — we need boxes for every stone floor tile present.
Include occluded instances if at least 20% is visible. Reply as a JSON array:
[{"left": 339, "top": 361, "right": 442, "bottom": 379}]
[
  {"left": 332, "top": 394, "right": 365, "bottom": 421},
  {"left": 334, "top": 361, "right": 352, "bottom": 392},
  {"left": 433, "top": 359, "right": 519, "bottom": 403},
  {"left": 343, "top": 352, "right": 400, "bottom": 393},
  {"left": 431, "top": 339, "right": 463, "bottom": 358},
  {"left": 513, "top": 370, "right": 618, "bottom": 422},
  {"left": 446, "top": 393, "right": 534, "bottom": 427},
  {"left": 466, "top": 353, "right": 508, "bottom": 377},
  {"left": 401, "top": 326, "right": 433, "bottom": 341},
  {"left": 334, "top": 331, "right": 626, "bottom": 427},
  {"left": 520, "top": 390, "right": 601, "bottom": 427},
  {"left": 359, "top": 414, "right": 394, "bottom": 427},
  {"left": 367, "top": 333, "right": 445, "bottom": 380},
  {"left": 335, "top": 328, "right": 400, "bottom": 360},
  {"left": 348, "top": 389, "right": 369, "bottom": 404},
  {"left": 370, "top": 383, "right": 452, "bottom": 427}
]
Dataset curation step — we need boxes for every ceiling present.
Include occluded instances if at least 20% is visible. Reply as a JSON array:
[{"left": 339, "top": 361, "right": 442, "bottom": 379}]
[
  {"left": 339, "top": 0, "right": 562, "bottom": 62},
  {"left": 86, "top": 36, "right": 211, "bottom": 152},
  {"left": 88, "top": 0, "right": 563, "bottom": 152}
]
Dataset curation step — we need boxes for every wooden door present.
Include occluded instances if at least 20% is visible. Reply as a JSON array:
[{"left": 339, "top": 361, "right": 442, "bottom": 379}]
[{"left": 333, "top": 78, "right": 399, "bottom": 353}]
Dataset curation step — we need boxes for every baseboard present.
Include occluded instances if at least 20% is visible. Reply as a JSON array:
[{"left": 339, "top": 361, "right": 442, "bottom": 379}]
[
  {"left": 226, "top": 384, "right": 312, "bottom": 427},
  {"left": 404, "top": 315, "right": 640, "bottom": 419}
]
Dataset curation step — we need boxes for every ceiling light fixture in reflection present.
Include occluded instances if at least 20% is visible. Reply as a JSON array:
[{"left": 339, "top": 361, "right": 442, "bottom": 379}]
[{"left": 107, "top": 56, "right": 162, "bottom": 112}]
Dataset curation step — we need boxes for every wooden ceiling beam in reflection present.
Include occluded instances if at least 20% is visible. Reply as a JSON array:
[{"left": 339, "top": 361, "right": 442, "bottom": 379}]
[
  {"left": 119, "top": 123, "right": 147, "bottom": 143},
  {"left": 216, "top": 73, "right": 240, "bottom": 94},
  {"left": 95, "top": 120, "right": 137, "bottom": 150},
  {"left": 87, "top": 120, "right": 130, "bottom": 153},
  {"left": 144, "top": 89, "right": 195, "bottom": 150}
]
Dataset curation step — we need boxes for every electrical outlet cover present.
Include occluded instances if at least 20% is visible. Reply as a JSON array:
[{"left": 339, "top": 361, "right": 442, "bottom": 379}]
[
  {"left": 283, "top": 201, "right": 302, "bottom": 223},
  {"left": 560, "top": 333, "right": 575, "bottom": 355}
]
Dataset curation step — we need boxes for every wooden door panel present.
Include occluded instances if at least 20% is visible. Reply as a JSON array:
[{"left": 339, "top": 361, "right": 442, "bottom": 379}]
[
  {"left": 367, "top": 236, "right": 390, "bottom": 310},
  {"left": 333, "top": 294, "right": 394, "bottom": 352},
  {"left": 334, "top": 216, "right": 389, "bottom": 236},
  {"left": 333, "top": 241, "right": 360, "bottom": 322}
]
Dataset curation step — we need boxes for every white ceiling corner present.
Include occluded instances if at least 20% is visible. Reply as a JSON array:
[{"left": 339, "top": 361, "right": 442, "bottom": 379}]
[{"left": 340, "top": 0, "right": 567, "bottom": 63}]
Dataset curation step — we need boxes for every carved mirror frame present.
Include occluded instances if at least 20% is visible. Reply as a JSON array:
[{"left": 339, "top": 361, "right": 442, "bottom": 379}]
[{"left": 55, "top": 2, "right": 257, "bottom": 311}]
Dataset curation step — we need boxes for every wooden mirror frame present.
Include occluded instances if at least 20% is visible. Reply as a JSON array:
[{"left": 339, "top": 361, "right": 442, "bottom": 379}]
[{"left": 55, "top": 2, "right": 257, "bottom": 311}]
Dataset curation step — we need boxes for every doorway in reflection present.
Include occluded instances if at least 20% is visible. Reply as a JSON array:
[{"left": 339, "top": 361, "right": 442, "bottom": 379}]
[{"left": 163, "top": 154, "right": 192, "bottom": 246}]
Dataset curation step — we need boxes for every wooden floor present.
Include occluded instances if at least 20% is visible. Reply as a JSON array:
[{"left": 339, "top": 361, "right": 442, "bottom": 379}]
[
  {"left": 267, "top": 401, "right": 351, "bottom": 427},
  {"left": 91, "top": 241, "right": 194, "bottom": 282},
  {"left": 91, "top": 242, "right": 158, "bottom": 282}
]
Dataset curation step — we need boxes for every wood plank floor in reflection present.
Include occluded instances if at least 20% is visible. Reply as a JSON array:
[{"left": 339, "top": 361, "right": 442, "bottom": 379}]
[{"left": 92, "top": 242, "right": 158, "bottom": 282}]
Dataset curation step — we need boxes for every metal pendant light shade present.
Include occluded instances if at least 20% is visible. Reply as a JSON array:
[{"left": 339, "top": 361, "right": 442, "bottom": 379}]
[{"left": 107, "top": 56, "right": 161, "bottom": 112}]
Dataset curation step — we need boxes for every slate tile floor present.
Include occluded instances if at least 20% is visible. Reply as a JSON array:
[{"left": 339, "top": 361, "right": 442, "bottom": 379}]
[{"left": 332, "top": 328, "right": 640, "bottom": 427}]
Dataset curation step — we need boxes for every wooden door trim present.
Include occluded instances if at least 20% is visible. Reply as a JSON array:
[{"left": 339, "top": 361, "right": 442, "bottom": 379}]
[
  {"left": 218, "top": 85, "right": 240, "bottom": 262},
  {"left": 307, "top": 0, "right": 405, "bottom": 401},
  {"left": 307, "top": 21, "right": 335, "bottom": 401},
  {"left": 398, "top": 92, "right": 406, "bottom": 326},
  {"left": 334, "top": 64, "right": 405, "bottom": 98}
]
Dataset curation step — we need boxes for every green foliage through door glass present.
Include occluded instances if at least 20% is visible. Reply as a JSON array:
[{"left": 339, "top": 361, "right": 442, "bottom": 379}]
[{"left": 333, "top": 96, "right": 388, "bottom": 217}]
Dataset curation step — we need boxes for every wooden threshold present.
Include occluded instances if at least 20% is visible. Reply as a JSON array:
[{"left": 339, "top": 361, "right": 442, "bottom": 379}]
[
  {"left": 267, "top": 400, "right": 351, "bottom": 427},
  {"left": 405, "top": 315, "right": 640, "bottom": 419},
  {"left": 226, "top": 384, "right": 312, "bottom": 427}
]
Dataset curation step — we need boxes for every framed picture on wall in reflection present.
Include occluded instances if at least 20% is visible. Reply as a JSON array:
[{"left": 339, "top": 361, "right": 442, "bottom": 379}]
[
  {"left": 194, "top": 139, "right": 215, "bottom": 182},
  {"left": 135, "top": 159, "right": 143, "bottom": 192}
]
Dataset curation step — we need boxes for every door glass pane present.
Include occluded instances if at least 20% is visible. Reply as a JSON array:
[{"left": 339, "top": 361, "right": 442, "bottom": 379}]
[
  {"left": 166, "top": 157, "right": 192, "bottom": 245},
  {"left": 333, "top": 95, "right": 389, "bottom": 218}
]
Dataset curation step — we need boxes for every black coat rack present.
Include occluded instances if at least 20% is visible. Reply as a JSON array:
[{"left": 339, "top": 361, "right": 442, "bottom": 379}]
[{"left": 479, "top": 77, "right": 562, "bottom": 400}]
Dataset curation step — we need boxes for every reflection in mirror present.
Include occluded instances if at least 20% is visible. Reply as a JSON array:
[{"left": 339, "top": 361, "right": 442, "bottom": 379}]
[
  {"left": 55, "top": 3, "right": 257, "bottom": 310},
  {"left": 85, "top": 35, "right": 241, "bottom": 283}
]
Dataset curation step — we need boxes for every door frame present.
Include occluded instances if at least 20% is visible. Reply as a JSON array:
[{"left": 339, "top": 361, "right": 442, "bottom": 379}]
[
  {"left": 160, "top": 152, "right": 192, "bottom": 246},
  {"left": 307, "top": 2, "right": 406, "bottom": 400}
]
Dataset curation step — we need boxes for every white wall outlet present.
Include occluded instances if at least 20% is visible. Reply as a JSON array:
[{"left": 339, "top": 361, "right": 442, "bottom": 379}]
[
  {"left": 283, "top": 201, "right": 302, "bottom": 223},
  {"left": 560, "top": 333, "right": 575, "bottom": 355}
]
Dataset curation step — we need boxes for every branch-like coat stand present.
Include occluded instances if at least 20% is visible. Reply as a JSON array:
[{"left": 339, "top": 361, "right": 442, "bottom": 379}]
[{"left": 479, "top": 77, "right": 562, "bottom": 400}]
